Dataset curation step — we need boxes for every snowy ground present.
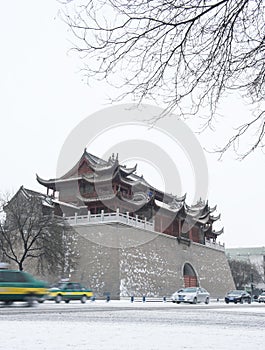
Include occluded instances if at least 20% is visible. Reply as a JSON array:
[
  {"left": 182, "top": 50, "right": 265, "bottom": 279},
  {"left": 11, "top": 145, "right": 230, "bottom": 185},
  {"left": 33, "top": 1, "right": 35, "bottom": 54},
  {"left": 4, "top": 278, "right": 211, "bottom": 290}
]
[{"left": 0, "top": 300, "right": 264, "bottom": 350}]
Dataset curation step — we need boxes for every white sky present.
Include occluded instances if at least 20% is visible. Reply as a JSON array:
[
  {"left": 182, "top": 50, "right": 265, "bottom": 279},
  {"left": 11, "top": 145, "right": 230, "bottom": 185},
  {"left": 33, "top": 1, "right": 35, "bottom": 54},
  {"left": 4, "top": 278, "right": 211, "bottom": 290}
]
[{"left": 0, "top": 0, "right": 264, "bottom": 248}]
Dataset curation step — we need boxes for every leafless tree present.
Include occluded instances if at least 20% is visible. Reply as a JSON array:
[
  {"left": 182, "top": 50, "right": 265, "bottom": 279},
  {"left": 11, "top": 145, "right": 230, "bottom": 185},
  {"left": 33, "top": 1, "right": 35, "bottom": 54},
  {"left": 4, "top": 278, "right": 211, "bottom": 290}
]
[
  {"left": 228, "top": 259, "right": 262, "bottom": 289},
  {"left": 0, "top": 189, "right": 78, "bottom": 276},
  {"left": 63, "top": 0, "right": 265, "bottom": 158}
]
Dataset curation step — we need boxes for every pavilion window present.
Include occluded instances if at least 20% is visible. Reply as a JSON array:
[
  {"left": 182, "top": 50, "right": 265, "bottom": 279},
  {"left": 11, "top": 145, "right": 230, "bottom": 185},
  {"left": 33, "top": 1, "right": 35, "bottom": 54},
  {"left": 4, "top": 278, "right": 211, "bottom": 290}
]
[
  {"left": 85, "top": 183, "right": 94, "bottom": 194},
  {"left": 90, "top": 208, "right": 96, "bottom": 214}
]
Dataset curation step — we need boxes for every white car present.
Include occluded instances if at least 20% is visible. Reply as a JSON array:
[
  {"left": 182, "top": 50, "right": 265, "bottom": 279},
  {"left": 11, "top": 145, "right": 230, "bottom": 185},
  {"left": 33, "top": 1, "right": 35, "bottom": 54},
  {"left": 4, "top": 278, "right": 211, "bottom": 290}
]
[
  {"left": 258, "top": 292, "right": 265, "bottom": 303},
  {"left": 171, "top": 287, "right": 210, "bottom": 304}
]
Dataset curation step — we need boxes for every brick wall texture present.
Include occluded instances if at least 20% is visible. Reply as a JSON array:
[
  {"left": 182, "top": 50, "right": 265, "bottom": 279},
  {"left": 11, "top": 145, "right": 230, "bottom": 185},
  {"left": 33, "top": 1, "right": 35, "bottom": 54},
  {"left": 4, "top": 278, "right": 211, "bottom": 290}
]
[{"left": 71, "top": 223, "right": 235, "bottom": 299}]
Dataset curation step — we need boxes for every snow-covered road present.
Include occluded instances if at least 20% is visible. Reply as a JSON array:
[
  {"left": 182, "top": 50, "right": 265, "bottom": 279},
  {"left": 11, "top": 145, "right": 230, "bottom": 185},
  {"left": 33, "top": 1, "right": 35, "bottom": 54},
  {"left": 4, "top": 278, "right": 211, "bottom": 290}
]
[{"left": 0, "top": 301, "right": 264, "bottom": 349}]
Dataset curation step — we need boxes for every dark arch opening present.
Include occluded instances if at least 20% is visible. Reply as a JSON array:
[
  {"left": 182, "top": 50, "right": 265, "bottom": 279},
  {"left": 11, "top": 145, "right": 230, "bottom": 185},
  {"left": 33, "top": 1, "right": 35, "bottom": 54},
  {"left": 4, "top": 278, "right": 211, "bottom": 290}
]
[{"left": 183, "top": 263, "right": 198, "bottom": 287}]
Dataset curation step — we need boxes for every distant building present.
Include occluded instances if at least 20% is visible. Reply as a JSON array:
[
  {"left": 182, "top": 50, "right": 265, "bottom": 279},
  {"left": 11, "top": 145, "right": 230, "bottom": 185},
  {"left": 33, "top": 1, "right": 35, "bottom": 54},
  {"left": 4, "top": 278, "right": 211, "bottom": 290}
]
[
  {"left": 226, "top": 247, "right": 265, "bottom": 290},
  {"left": 33, "top": 149, "right": 234, "bottom": 298}
]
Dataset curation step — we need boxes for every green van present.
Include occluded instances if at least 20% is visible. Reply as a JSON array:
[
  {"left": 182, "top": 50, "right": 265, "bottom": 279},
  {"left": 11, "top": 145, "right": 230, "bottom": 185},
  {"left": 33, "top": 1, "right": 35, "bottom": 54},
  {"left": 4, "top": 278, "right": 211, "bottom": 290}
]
[{"left": 0, "top": 267, "right": 48, "bottom": 307}]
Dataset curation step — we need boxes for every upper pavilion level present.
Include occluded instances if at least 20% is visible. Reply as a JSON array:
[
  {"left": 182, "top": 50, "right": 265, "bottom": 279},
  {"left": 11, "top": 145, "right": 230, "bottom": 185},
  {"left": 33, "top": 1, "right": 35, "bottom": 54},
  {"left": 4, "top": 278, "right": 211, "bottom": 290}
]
[{"left": 36, "top": 149, "right": 224, "bottom": 247}]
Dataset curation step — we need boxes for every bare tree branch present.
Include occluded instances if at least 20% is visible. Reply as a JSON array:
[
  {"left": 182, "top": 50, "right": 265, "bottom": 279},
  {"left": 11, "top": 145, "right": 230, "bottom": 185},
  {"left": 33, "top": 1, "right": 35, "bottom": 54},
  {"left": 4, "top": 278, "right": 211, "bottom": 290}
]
[{"left": 62, "top": 0, "right": 265, "bottom": 158}]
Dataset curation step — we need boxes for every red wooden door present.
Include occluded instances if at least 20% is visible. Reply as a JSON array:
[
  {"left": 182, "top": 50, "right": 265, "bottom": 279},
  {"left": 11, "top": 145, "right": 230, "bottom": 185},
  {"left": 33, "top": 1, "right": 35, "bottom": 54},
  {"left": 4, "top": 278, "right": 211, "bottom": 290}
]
[{"left": 184, "top": 275, "right": 197, "bottom": 287}]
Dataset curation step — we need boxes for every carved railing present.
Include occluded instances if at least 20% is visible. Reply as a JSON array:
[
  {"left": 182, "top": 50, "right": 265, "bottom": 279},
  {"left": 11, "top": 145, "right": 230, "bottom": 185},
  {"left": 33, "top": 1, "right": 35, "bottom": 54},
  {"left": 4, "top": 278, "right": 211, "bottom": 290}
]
[
  {"left": 205, "top": 239, "right": 225, "bottom": 251},
  {"left": 64, "top": 208, "right": 154, "bottom": 232},
  {"left": 64, "top": 210, "right": 225, "bottom": 251}
]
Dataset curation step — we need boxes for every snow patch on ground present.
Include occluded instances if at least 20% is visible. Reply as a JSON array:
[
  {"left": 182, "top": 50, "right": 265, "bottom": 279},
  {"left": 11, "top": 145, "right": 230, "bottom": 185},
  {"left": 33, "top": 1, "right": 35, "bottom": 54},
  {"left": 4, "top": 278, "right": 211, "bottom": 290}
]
[
  {"left": 1, "top": 320, "right": 263, "bottom": 350},
  {"left": 0, "top": 301, "right": 264, "bottom": 349}
]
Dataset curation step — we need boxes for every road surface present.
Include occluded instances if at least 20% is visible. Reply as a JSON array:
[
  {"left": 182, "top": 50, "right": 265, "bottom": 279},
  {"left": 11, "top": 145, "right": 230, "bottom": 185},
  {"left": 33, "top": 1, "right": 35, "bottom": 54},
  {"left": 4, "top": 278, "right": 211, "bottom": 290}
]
[{"left": 0, "top": 300, "right": 264, "bottom": 349}]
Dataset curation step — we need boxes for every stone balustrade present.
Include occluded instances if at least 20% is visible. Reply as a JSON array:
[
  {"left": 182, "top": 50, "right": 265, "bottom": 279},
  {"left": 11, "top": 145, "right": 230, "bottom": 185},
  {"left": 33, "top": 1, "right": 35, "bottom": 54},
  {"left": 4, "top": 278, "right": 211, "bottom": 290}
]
[
  {"left": 64, "top": 208, "right": 154, "bottom": 232},
  {"left": 64, "top": 209, "right": 225, "bottom": 251}
]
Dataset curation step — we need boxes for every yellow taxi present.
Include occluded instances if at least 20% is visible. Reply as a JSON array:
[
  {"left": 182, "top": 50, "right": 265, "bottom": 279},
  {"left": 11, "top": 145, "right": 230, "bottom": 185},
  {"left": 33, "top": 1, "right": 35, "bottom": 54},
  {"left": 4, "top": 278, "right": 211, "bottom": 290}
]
[
  {"left": 0, "top": 265, "right": 48, "bottom": 307},
  {"left": 48, "top": 281, "right": 93, "bottom": 303}
]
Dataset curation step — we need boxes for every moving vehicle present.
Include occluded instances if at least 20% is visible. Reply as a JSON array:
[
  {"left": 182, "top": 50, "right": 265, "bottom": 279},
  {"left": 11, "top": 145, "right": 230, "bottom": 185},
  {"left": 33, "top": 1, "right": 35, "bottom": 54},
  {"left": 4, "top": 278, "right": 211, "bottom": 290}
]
[
  {"left": 171, "top": 287, "right": 210, "bottom": 304},
  {"left": 0, "top": 266, "right": 48, "bottom": 307},
  {"left": 224, "top": 290, "right": 251, "bottom": 304},
  {"left": 48, "top": 281, "right": 93, "bottom": 303},
  {"left": 257, "top": 291, "right": 265, "bottom": 303}
]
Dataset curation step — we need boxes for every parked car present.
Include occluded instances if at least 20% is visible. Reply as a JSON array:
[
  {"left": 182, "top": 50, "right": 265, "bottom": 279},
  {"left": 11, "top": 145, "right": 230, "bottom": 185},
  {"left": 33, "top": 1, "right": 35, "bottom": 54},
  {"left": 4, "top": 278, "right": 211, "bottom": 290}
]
[
  {"left": 47, "top": 281, "right": 93, "bottom": 303},
  {"left": 257, "top": 292, "right": 265, "bottom": 303},
  {"left": 0, "top": 266, "right": 48, "bottom": 307},
  {"left": 225, "top": 290, "right": 251, "bottom": 304},
  {"left": 171, "top": 287, "right": 210, "bottom": 304}
]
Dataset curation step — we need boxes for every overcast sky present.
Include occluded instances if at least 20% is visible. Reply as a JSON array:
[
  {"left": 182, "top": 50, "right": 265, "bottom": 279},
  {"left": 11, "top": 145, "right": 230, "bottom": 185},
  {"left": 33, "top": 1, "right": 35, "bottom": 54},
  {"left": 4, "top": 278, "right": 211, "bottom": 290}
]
[{"left": 1, "top": 0, "right": 264, "bottom": 249}]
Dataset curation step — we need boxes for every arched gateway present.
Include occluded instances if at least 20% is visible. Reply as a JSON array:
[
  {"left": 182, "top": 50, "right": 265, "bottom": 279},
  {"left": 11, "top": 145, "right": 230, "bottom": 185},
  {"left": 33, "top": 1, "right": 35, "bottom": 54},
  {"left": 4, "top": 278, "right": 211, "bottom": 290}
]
[{"left": 183, "top": 263, "right": 198, "bottom": 287}]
